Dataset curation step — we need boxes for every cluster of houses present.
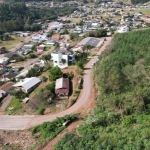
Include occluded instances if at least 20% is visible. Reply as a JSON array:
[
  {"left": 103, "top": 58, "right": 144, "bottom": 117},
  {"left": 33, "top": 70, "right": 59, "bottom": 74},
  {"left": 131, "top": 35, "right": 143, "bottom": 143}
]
[
  {"left": 67, "top": 1, "right": 150, "bottom": 34},
  {"left": 0, "top": 1, "right": 150, "bottom": 103},
  {"left": 0, "top": 76, "right": 70, "bottom": 100}
]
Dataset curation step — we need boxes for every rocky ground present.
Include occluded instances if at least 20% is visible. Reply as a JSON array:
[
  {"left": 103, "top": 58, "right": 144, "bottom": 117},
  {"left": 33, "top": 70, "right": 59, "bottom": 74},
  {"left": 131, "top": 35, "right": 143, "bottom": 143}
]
[{"left": 0, "top": 130, "right": 36, "bottom": 150}]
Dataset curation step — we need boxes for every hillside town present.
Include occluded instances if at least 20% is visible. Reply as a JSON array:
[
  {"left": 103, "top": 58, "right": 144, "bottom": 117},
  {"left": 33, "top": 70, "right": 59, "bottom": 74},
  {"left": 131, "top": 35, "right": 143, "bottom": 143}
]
[
  {"left": 0, "top": 0, "right": 150, "bottom": 149},
  {"left": 0, "top": 0, "right": 150, "bottom": 115}
]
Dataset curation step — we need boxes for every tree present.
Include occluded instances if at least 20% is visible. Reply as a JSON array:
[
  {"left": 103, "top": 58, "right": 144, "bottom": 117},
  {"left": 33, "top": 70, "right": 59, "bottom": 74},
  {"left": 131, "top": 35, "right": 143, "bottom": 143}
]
[
  {"left": 61, "top": 58, "right": 66, "bottom": 64},
  {"left": 26, "top": 65, "right": 43, "bottom": 77},
  {"left": 41, "top": 54, "right": 51, "bottom": 63},
  {"left": 82, "top": 44, "right": 94, "bottom": 54},
  {"left": 49, "top": 66, "right": 63, "bottom": 81},
  {"left": 35, "top": 88, "right": 54, "bottom": 104},
  {"left": 76, "top": 61, "right": 84, "bottom": 69},
  {"left": 69, "top": 33, "right": 79, "bottom": 40}
]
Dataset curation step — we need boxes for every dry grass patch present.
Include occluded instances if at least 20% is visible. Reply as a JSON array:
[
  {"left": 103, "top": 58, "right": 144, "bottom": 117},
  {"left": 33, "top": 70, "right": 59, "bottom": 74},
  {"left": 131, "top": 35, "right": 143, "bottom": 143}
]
[
  {"left": 67, "top": 18, "right": 82, "bottom": 23},
  {"left": 0, "top": 35, "right": 25, "bottom": 50},
  {"left": 134, "top": 9, "right": 150, "bottom": 16}
]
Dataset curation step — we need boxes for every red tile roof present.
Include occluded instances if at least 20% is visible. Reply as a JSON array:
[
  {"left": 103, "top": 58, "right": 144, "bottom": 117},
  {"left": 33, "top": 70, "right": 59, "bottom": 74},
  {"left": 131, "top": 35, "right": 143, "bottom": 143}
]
[
  {"left": 51, "top": 35, "right": 61, "bottom": 40},
  {"left": 55, "top": 78, "right": 69, "bottom": 95},
  {"left": 0, "top": 82, "right": 14, "bottom": 92}
]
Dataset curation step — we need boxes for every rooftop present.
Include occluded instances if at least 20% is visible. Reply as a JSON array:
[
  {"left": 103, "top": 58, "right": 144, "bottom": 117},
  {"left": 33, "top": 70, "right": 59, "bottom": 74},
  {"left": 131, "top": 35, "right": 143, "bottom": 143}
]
[
  {"left": 0, "top": 82, "right": 14, "bottom": 92},
  {"left": 13, "top": 77, "right": 41, "bottom": 91},
  {"left": 55, "top": 77, "right": 69, "bottom": 89},
  {"left": 77, "top": 37, "right": 101, "bottom": 47}
]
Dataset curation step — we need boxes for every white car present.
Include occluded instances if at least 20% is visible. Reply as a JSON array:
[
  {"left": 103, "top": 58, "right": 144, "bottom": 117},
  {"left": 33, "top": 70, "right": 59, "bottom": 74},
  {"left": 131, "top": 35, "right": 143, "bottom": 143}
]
[{"left": 91, "top": 62, "right": 95, "bottom": 66}]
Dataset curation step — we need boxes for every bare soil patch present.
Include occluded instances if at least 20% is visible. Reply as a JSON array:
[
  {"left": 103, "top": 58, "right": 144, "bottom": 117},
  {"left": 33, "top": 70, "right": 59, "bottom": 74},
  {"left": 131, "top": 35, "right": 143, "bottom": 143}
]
[{"left": 0, "top": 130, "right": 36, "bottom": 150}]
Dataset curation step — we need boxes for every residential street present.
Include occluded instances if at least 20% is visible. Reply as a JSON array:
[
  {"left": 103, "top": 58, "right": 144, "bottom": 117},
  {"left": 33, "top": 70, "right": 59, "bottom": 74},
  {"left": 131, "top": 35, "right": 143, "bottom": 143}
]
[{"left": 0, "top": 37, "right": 112, "bottom": 130}]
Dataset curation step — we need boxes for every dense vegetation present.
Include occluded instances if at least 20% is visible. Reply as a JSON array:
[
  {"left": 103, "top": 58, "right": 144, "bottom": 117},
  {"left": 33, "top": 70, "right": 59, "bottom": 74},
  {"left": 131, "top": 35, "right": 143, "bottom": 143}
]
[
  {"left": 0, "top": 2, "right": 77, "bottom": 32},
  {"left": 131, "top": 0, "right": 149, "bottom": 4},
  {"left": 53, "top": 29, "right": 150, "bottom": 150},
  {"left": 4, "top": 0, "right": 71, "bottom": 2},
  {"left": 30, "top": 114, "right": 77, "bottom": 149}
]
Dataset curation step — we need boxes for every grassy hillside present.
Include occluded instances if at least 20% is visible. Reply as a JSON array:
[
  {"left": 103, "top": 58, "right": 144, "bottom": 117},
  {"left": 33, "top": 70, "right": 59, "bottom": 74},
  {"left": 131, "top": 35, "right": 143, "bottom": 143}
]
[{"left": 53, "top": 29, "right": 150, "bottom": 150}]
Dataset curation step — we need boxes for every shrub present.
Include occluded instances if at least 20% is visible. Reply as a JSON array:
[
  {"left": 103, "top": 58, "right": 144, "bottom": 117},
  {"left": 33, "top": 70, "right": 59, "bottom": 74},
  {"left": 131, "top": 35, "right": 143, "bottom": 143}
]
[
  {"left": 78, "top": 84, "right": 82, "bottom": 89},
  {"left": 70, "top": 99, "right": 76, "bottom": 106},
  {"left": 18, "top": 66, "right": 24, "bottom": 71},
  {"left": 38, "top": 108, "right": 45, "bottom": 115}
]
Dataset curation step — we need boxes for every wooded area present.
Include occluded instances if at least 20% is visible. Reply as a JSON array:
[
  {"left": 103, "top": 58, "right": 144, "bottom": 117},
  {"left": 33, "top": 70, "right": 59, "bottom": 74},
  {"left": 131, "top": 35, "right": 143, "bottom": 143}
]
[
  {"left": 0, "top": 2, "right": 77, "bottom": 32},
  {"left": 131, "top": 0, "right": 149, "bottom": 4},
  {"left": 53, "top": 29, "right": 150, "bottom": 150}
]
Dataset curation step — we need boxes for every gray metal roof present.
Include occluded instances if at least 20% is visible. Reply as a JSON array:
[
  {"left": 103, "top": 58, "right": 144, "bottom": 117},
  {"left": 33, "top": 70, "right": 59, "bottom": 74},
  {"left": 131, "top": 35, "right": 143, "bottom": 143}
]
[
  {"left": 13, "top": 77, "right": 41, "bottom": 91},
  {"left": 77, "top": 37, "right": 101, "bottom": 47}
]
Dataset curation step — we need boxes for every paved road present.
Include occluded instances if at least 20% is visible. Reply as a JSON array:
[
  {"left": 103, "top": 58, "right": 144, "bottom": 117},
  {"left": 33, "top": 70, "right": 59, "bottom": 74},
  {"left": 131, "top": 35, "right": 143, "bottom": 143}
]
[{"left": 0, "top": 37, "right": 112, "bottom": 130}]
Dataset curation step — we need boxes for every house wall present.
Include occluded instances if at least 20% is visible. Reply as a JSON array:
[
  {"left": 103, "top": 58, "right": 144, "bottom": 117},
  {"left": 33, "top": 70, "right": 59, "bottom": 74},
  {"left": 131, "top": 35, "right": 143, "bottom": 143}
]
[
  {"left": 26, "top": 82, "right": 41, "bottom": 93},
  {"left": 51, "top": 53, "right": 68, "bottom": 68}
]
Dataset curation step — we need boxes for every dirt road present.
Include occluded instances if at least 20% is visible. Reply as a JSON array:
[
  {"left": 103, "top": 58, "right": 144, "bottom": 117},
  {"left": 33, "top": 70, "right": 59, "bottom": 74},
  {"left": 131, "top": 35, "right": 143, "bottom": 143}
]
[{"left": 0, "top": 37, "right": 112, "bottom": 130}]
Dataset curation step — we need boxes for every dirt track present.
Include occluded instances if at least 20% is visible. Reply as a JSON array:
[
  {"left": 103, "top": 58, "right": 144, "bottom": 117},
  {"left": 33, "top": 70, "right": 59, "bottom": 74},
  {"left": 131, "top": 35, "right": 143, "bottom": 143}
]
[{"left": 0, "top": 37, "right": 112, "bottom": 130}]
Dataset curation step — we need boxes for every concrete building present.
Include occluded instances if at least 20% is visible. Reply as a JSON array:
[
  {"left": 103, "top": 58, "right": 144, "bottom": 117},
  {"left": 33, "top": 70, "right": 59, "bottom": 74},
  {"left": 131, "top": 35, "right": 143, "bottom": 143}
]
[{"left": 51, "top": 48, "right": 75, "bottom": 69}]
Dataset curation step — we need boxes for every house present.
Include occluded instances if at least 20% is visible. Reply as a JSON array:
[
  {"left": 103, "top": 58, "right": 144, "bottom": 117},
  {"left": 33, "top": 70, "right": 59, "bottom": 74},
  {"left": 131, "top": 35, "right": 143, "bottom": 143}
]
[
  {"left": 13, "top": 77, "right": 41, "bottom": 93},
  {"left": 51, "top": 46, "right": 75, "bottom": 69},
  {"left": 0, "top": 64, "right": 7, "bottom": 74},
  {"left": 0, "top": 90, "right": 6, "bottom": 100},
  {"left": 50, "top": 22, "right": 63, "bottom": 31},
  {"left": 22, "top": 44, "right": 33, "bottom": 50},
  {"left": 31, "top": 33, "right": 48, "bottom": 42},
  {"left": 117, "top": 25, "right": 129, "bottom": 33},
  {"left": 0, "top": 47, "right": 6, "bottom": 54},
  {"left": 55, "top": 77, "right": 69, "bottom": 96},
  {"left": 46, "top": 40, "right": 56, "bottom": 46},
  {"left": 1, "top": 72, "right": 18, "bottom": 81},
  {"left": 51, "top": 35, "right": 61, "bottom": 41},
  {"left": 0, "top": 82, "right": 14, "bottom": 94},
  {"left": 15, "top": 69, "right": 29, "bottom": 80},
  {"left": 37, "top": 45, "right": 45, "bottom": 53},
  {"left": 0, "top": 57, "right": 9, "bottom": 65}
]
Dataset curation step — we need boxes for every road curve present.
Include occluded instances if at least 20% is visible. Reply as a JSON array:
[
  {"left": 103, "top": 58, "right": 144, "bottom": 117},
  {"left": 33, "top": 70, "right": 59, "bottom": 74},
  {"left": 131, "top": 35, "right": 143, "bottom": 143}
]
[{"left": 0, "top": 37, "right": 112, "bottom": 130}]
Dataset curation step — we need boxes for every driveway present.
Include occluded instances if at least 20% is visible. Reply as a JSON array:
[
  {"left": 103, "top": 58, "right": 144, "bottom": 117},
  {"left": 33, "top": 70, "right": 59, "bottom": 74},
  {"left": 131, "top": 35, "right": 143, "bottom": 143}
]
[
  {"left": 0, "top": 37, "right": 112, "bottom": 130},
  {"left": 0, "top": 95, "right": 12, "bottom": 114}
]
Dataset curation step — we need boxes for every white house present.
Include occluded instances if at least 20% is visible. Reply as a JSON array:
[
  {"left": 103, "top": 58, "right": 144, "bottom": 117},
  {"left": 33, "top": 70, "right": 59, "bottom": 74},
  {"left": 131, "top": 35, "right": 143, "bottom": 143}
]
[
  {"left": 31, "top": 33, "right": 48, "bottom": 42},
  {"left": 13, "top": 77, "right": 41, "bottom": 93},
  {"left": 117, "top": 25, "right": 129, "bottom": 33},
  {"left": 0, "top": 57, "right": 9, "bottom": 65},
  {"left": 51, "top": 48, "right": 75, "bottom": 69}
]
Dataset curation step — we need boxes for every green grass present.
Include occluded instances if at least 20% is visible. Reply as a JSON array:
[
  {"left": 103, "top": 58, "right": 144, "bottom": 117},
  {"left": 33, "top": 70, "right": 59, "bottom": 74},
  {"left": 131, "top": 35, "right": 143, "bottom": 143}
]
[
  {"left": 5, "top": 97, "right": 22, "bottom": 115},
  {"left": 0, "top": 35, "right": 25, "bottom": 50},
  {"left": 67, "top": 17, "right": 82, "bottom": 23},
  {"left": 134, "top": 9, "right": 150, "bottom": 16}
]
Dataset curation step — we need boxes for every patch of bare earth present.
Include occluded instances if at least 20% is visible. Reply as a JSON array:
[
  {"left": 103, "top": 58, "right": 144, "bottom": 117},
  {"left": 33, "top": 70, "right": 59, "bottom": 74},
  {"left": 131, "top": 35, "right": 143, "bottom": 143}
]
[{"left": 0, "top": 130, "right": 36, "bottom": 150}]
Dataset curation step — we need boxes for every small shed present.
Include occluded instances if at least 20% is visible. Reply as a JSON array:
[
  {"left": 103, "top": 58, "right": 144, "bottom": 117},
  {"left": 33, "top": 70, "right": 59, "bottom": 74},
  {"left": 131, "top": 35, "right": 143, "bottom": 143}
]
[
  {"left": 55, "top": 77, "right": 69, "bottom": 96},
  {"left": 22, "top": 97, "right": 29, "bottom": 103}
]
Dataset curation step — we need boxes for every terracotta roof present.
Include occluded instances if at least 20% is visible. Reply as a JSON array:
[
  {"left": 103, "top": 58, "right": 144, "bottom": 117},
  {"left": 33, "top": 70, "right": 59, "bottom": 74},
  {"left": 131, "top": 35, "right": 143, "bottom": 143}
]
[
  {"left": 0, "top": 82, "right": 14, "bottom": 92},
  {"left": 51, "top": 35, "right": 60, "bottom": 40},
  {"left": 37, "top": 46, "right": 44, "bottom": 49}
]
